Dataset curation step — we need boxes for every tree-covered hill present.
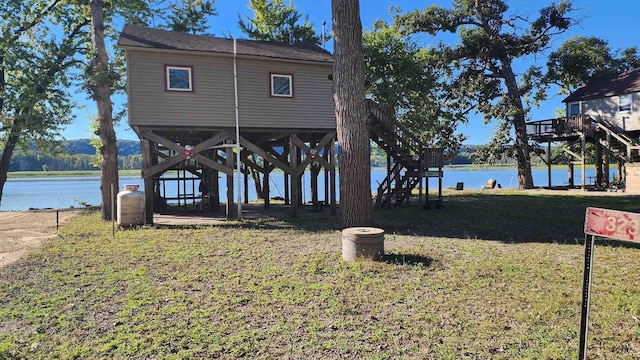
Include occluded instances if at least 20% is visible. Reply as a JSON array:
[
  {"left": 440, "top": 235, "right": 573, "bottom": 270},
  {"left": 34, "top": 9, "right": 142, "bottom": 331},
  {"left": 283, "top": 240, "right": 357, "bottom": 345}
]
[
  {"left": 10, "top": 139, "right": 142, "bottom": 172},
  {"left": 63, "top": 139, "right": 141, "bottom": 156}
]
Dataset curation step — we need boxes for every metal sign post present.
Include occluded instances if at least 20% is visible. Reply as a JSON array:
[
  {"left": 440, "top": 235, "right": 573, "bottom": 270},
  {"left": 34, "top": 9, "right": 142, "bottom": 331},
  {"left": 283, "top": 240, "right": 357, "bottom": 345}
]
[
  {"left": 578, "top": 232, "right": 595, "bottom": 360},
  {"left": 580, "top": 207, "right": 640, "bottom": 360}
]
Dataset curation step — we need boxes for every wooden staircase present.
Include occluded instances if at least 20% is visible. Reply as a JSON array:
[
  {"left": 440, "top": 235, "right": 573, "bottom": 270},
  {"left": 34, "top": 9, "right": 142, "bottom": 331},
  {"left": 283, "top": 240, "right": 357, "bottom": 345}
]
[
  {"left": 594, "top": 118, "right": 640, "bottom": 163},
  {"left": 366, "top": 100, "right": 427, "bottom": 206}
]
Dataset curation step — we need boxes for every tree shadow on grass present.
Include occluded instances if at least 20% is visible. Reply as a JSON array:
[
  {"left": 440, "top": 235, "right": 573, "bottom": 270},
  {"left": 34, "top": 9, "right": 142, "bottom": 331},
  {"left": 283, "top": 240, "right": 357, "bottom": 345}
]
[
  {"left": 147, "top": 192, "right": 640, "bottom": 249},
  {"left": 151, "top": 203, "right": 339, "bottom": 232},
  {"left": 373, "top": 192, "right": 640, "bottom": 246}
]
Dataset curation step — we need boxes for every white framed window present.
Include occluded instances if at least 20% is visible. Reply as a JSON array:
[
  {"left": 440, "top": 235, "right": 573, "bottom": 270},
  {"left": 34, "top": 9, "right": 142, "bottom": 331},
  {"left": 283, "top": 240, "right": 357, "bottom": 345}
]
[
  {"left": 569, "top": 102, "right": 580, "bottom": 116},
  {"left": 618, "top": 94, "right": 632, "bottom": 112},
  {"left": 165, "top": 65, "right": 193, "bottom": 91},
  {"left": 270, "top": 73, "right": 293, "bottom": 97}
]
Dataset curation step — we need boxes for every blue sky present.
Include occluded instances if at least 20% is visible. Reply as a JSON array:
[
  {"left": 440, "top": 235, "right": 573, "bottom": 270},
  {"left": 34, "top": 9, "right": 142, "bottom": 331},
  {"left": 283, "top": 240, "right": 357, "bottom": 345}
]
[{"left": 63, "top": 0, "right": 640, "bottom": 144}]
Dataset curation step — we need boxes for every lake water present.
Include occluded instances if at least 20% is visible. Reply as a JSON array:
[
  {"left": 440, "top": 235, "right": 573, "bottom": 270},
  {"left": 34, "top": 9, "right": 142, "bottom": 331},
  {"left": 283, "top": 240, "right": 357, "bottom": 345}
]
[{"left": 0, "top": 166, "right": 609, "bottom": 211}]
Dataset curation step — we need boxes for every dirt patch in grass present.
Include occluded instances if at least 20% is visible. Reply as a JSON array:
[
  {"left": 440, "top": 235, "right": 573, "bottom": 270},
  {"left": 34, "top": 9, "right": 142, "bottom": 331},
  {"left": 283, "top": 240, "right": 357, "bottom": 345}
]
[{"left": 0, "top": 209, "right": 80, "bottom": 268}]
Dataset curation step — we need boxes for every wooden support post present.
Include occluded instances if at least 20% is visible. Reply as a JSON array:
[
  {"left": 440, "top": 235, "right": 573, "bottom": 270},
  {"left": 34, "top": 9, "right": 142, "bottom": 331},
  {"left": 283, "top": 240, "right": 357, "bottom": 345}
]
[
  {"left": 243, "top": 165, "right": 249, "bottom": 204},
  {"left": 284, "top": 140, "right": 290, "bottom": 205},
  {"left": 310, "top": 139, "right": 320, "bottom": 212},
  {"left": 603, "top": 145, "right": 610, "bottom": 186},
  {"left": 619, "top": 159, "right": 625, "bottom": 184},
  {"left": 568, "top": 162, "right": 574, "bottom": 188},
  {"left": 595, "top": 141, "right": 603, "bottom": 187},
  {"left": 605, "top": 132, "right": 612, "bottom": 186},
  {"left": 386, "top": 153, "right": 391, "bottom": 200},
  {"left": 284, "top": 171, "right": 290, "bottom": 205},
  {"left": 419, "top": 149, "right": 423, "bottom": 204},
  {"left": 226, "top": 148, "right": 235, "bottom": 219},
  {"left": 311, "top": 164, "right": 320, "bottom": 211},
  {"left": 264, "top": 170, "right": 271, "bottom": 210},
  {"left": 581, "top": 135, "right": 587, "bottom": 190},
  {"left": 297, "top": 146, "right": 303, "bottom": 207},
  {"left": 547, "top": 141, "right": 552, "bottom": 188},
  {"left": 211, "top": 153, "right": 220, "bottom": 212},
  {"left": 290, "top": 136, "right": 299, "bottom": 218},
  {"left": 324, "top": 140, "right": 331, "bottom": 206},
  {"left": 330, "top": 136, "right": 337, "bottom": 216},
  {"left": 141, "top": 138, "right": 155, "bottom": 224}
]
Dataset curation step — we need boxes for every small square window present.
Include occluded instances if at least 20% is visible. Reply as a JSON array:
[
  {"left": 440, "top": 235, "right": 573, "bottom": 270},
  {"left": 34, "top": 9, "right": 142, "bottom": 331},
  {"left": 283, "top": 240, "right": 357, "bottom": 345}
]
[
  {"left": 270, "top": 73, "right": 293, "bottom": 97},
  {"left": 569, "top": 103, "right": 580, "bottom": 116},
  {"left": 619, "top": 94, "right": 632, "bottom": 112},
  {"left": 166, "top": 65, "right": 193, "bottom": 91}
]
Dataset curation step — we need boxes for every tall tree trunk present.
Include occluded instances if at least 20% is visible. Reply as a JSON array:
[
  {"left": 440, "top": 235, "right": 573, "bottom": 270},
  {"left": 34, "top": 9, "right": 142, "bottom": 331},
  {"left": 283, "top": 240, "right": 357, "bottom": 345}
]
[
  {"left": 0, "top": 128, "right": 19, "bottom": 207},
  {"left": 332, "top": 0, "right": 372, "bottom": 228},
  {"left": 0, "top": 51, "right": 7, "bottom": 206},
  {"left": 90, "top": 0, "right": 119, "bottom": 220},
  {"left": 0, "top": 51, "right": 5, "bottom": 113},
  {"left": 501, "top": 58, "right": 534, "bottom": 189}
]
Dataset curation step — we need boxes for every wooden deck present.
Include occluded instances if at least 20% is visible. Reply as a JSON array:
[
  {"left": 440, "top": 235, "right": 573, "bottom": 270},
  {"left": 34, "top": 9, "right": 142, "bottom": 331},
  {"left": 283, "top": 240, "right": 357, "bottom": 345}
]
[{"left": 526, "top": 115, "right": 590, "bottom": 142}]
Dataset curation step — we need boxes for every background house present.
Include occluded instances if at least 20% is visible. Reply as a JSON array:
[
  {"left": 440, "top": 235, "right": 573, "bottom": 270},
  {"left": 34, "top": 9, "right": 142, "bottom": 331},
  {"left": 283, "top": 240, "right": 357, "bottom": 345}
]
[
  {"left": 564, "top": 69, "right": 640, "bottom": 132},
  {"left": 527, "top": 69, "right": 640, "bottom": 191}
]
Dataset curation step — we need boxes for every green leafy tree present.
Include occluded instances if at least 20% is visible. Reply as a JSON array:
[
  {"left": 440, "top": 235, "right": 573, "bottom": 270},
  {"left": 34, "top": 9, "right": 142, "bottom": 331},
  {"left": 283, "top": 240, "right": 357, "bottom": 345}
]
[
  {"left": 239, "top": 0, "right": 328, "bottom": 45},
  {"left": 0, "top": 0, "right": 217, "bottom": 210},
  {"left": 0, "top": 0, "right": 86, "bottom": 207},
  {"left": 396, "top": 0, "right": 575, "bottom": 189},
  {"left": 163, "top": 0, "right": 217, "bottom": 34},
  {"left": 363, "top": 19, "right": 466, "bottom": 156},
  {"left": 87, "top": 0, "right": 120, "bottom": 220},
  {"left": 81, "top": 0, "right": 217, "bottom": 220},
  {"left": 332, "top": 0, "right": 372, "bottom": 228},
  {"left": 545, "top": 36, "right": 640, "bottom": 94}
]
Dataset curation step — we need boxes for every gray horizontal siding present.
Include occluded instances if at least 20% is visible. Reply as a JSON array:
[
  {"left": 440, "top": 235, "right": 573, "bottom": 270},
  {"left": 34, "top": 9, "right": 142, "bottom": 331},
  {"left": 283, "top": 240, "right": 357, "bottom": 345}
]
[
  {"left": 126, "top": 50, "right": 335, "bottom": 130},
  {"left": 583, "top": 93, "right": 640, "bottom": 131}
]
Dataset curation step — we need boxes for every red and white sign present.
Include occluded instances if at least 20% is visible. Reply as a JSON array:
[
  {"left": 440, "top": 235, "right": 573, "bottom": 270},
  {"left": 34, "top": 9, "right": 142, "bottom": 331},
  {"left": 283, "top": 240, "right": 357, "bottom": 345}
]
[
  {"left": 584, "top": 207, "right": 640, "bottom": 242},
  {"left": 183, "top": 144, "right": 194, "bottom": 159}
]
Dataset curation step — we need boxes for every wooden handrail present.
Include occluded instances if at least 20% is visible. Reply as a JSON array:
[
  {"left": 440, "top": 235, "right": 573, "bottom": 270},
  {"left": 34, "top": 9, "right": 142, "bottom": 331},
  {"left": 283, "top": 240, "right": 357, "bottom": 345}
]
[{"left": 366, "top": 99, "right": 424, "bottom": 158}]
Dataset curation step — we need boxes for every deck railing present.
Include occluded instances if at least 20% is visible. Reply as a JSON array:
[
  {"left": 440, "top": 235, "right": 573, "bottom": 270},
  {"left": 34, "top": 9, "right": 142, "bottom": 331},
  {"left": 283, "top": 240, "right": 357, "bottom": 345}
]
[{"left": 526, "top": 115, "right": 591, "bottom": 138}]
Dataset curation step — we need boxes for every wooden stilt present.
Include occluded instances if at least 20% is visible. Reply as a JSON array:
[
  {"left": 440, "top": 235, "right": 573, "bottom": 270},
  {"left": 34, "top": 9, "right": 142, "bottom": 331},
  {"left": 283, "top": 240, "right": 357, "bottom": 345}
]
[
  {"left": 310, "top": 138, "right": 320, "bottom": 212},
  {"left": 211, "top": 151, "right": 220, "bottom": 212},
  {"left": 603, "top": 141, "right": 610, "bottom": 186},
  {"left": 595, "top": 141, "right": 603, "bottom": 187},
  {"left": 243, "top": 165, "right": 249, "bottom": 204},
  {"left": 568, "top": 162, "right": 575, "bottom": 188},
  {"left": 297, "top": 146, "right": 303, "bottom": 208},
  {"left": 290, "top": 135, "right": 299, "bottom": 218},
  {"left": 330, "top": 136, "right": 337, "bottom": 216},
  {"left": 226, "top": 147, "right": 235, "bottom": 219},
  {"left": 547, "top": 141, "right": 552, "bottom": 188},
  {"left": 581, "top": 135, "right": 587, "bottom": 190},
  {"left": 311, "top": 164, "right": 319, "bottom": 211},
  {"left": 264, "top": 170, "right": 271, "bottom": 210},
  {"left": 324, "top": 168, "right": 329, "bottom": 206},
  {"left": 141, "top": 138, "right": 155, "bottom": 224},
  {"left": 284, "top": 171, "right": 290, "bottom": 205}
]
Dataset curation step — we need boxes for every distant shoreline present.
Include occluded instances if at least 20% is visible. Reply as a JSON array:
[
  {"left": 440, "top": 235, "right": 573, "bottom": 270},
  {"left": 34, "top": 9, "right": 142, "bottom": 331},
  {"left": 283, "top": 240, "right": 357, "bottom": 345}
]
[
  {"left": 7, "top": 169, "right": 141, "bottom": 178},
  {"left": 7, "top": 163, "right": 593, "bottom": 179}
]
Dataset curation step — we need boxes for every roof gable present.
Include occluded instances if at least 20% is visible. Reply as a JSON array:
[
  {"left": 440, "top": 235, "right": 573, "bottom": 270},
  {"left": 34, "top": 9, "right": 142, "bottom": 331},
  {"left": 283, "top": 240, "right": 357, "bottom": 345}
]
[
  {"left": 563, "top": 68, "right": 640, "bottom": 103},
  {"left": 117, "top": 24, "right": 333, "bottom": 64}
]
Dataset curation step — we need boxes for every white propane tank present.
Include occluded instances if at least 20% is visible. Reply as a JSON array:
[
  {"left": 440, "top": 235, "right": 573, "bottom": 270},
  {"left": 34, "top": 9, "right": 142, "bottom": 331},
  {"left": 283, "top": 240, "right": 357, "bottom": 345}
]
[{"left": 117, "top": 184, "right": 145, "bottom": 227}]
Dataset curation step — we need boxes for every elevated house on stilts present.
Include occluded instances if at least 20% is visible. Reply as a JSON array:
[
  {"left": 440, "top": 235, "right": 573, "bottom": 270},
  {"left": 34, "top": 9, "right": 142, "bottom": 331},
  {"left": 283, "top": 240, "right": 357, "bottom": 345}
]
[
  {"left": 118, "top": 25, "right": 441, "bottom": 223},
  {"left": 527, "top": 69, "right": 640, "bottom": 192}
]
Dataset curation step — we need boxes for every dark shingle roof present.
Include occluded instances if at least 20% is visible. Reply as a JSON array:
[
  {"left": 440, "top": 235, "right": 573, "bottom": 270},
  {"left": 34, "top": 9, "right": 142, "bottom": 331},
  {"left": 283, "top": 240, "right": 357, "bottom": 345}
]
[
  {"left": 117, "top": 24, "right": 333, "bottom": 64},
  {"left": 563, "top": 68, "right": 640, "bottom": 103}
]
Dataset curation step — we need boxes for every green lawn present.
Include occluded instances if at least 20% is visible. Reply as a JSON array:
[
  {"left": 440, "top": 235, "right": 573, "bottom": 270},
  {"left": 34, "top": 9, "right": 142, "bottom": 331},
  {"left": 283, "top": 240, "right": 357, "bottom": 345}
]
[{"left": 1, "top": 190, "right": 640, "bottom": 359}]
